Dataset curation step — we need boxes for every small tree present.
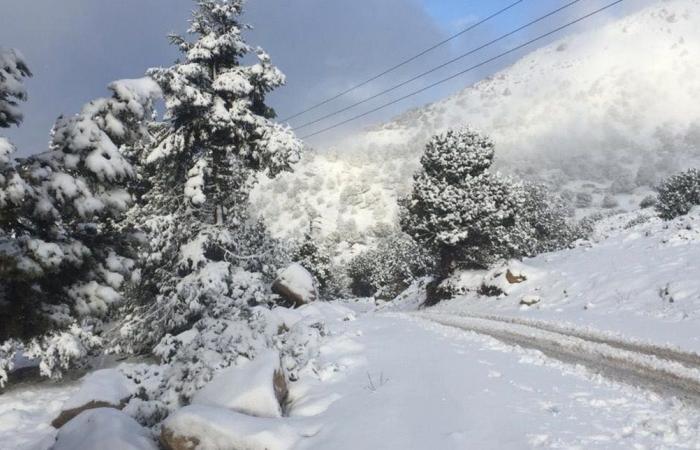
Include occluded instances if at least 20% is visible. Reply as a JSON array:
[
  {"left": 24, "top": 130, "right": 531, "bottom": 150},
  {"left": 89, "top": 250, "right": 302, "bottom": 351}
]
[
  {"left": 401, "top": 129, "right": 528, "bottom": 304},
  {"left": 656, "top": 168, "right": 700, "bottom": 220}
]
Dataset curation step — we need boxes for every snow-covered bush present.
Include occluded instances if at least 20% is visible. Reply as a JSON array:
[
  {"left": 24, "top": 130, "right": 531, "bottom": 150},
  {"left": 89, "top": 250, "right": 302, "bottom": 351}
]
[
  {"left": 401, "top": 129, "right": 528, "bottom": 284},
  {"left": 601, "top": 194, "right": 620, "bottom": 209},
  {"left": 640, "top": 194, "right": 657, "bottom": 209},
  {"left": 575, "top": 191, "right": 593, "bottom": 208},
  {"left": 347, "top": 232, "right": 433, "bottom": 300},
  {"left": 519, "top": 182, "right": 581, "bottom": 255},
  {"left": 656, "top": 168, "right": 700, "bottom": 219}
]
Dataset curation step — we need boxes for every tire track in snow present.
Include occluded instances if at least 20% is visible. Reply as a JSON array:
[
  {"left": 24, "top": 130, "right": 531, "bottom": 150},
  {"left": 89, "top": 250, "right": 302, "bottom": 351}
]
[{"left": 413, "top": 312, "right": 700, "bottom": 404}]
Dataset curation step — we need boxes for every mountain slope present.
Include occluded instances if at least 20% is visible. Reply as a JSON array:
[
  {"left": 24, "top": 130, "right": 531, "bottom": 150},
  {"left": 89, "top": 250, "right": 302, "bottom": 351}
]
[{"left": 252, "top": 0, "right": 700, "bottom": 257}]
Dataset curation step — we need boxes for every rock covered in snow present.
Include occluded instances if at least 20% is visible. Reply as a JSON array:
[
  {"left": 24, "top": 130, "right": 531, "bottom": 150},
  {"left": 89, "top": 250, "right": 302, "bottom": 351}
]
[
  {"left": 160, "top": 405, "right": 303, "bottom": 450},
  {"left": 519, "top": 295, "right": 541, "bottom": 307},
  {"left": 272, "top": 263, "right": 319, "bottom": 307},
  {"left": 192, "top": 350, "right": 288, "bottom": 418},
  {"left": 52, "top": 369, "right": 136, "bottom": 428},
  {"left": 52, "top": 408, "right": 157, "bottom": 450}
]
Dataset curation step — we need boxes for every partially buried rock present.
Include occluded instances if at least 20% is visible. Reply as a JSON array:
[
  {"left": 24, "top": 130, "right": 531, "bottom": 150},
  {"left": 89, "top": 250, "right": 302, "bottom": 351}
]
[
  {"left": 52, "top": 408, "right": 157, "bottom": 450},
  {"left": 505, "top": 269, "right": 527, "bottom": 284},
  {"left": 192, "top": 350, "right": 288, "bottom": 418},
  {"left": 520, "top": 295, "right": 541, "bottom": 306},
  {"left": 160, "top": 405, "right": 303, "bottom": 450},
  {"left": 272, "top": 263, "right": 319, "bottom": 307},
  {"left": 52, "top": 368, "right": 136, "bottom": 428}
]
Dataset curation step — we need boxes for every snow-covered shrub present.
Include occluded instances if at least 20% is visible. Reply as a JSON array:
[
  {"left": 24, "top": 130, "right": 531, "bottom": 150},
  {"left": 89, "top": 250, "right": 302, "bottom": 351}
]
[
  {"left": 401, "top": 128, "right": 528, "bottom": 286},
  {"left": 347, "top": 232, "right": 433, "bottom": 300},
  {"left": 656, "top": 168, "right": 700, "bottom": 219},
  {"left": 640, "top": 194, "right": 657, "bottom": 209},
  {"left": 519, "top": 182, "right": 581, "bottom": 255},
  {"left": 610, "top": 175, "right": 635, "bottom": 194},
  {"left": 601, "top": 194, "right": 620, "bottom": 209},
  {"left": 575, "top": 192, "right": 593, "bottom": 208}
]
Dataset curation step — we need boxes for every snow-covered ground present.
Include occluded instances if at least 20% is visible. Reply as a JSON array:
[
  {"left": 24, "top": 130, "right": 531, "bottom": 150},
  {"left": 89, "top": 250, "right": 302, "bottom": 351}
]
[
  {"left": 5, "top": 205, "right": 700, "bottom": 450},
  {"left": 7, "top": 301, "right": 700, "bottom": 449},
  {"left": 431, "top": 207, "right": 700, "bottom": 354},
  {"left": 0, "top": 381, "right": 78, "bottom": 450}
]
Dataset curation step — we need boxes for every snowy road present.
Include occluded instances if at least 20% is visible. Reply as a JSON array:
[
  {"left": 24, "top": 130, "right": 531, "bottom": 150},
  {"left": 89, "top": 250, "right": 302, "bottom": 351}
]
[
  {"left": 416, "top": 312, "right": 700, "bottom": 404},
  {"left": 290, "top": 307, "right": 700, "bottom": 449}
]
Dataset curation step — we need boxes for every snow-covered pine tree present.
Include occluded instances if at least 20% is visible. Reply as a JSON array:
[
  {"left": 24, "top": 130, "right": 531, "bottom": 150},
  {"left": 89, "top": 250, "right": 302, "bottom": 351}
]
[
  {"left": 0, "top": 71, "right": 160, "bottom": 383},
  {"left": 119, "top": 0, "right": 301, "bottom": 354},
  {"left": 401, "top": 129, "right": 528, "bottom": 304},
  {"left": 0, "top": 48, "right": 31, "bottom": 128}
]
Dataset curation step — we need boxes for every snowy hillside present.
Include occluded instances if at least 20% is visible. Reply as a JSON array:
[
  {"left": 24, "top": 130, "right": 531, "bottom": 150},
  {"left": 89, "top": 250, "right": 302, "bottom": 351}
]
[{"left": 253, "top": 0, "right": 700, "bottom": 252}]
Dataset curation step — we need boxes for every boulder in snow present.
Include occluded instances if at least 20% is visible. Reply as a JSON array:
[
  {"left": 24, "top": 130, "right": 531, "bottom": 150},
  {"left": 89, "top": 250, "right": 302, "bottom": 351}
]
[
  {"left": 272, "top": 263, "right": 318, "bottom": 307},
  {"left": 160, "top": 405, "right": 303, "bottom": 450},
  {"left": 52, "top": 368, "right": 135, "bottom": 428},
  {"left": 520, "top": 295, "right": 541, "bottom": 307},
  {"left": 505, "top": 269, "right": 527, "bottom": 284},
  {"left": 52, "top": 408, "right": 157, "bottom": 450},
  {"left": 192, "top": 350, "right": 288, "bottom": 418}
]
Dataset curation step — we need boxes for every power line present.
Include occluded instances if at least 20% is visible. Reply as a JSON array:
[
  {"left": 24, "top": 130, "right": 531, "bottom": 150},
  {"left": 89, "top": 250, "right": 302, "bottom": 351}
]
[
  {"left": 281, "top": 0, "right": 525, "bottom": 123},
  {"left": 300, "top": 0, "right": 625, "bottom": 141},
  {"left": 294, "top": 0, "right": 583, "bottom": 132}
]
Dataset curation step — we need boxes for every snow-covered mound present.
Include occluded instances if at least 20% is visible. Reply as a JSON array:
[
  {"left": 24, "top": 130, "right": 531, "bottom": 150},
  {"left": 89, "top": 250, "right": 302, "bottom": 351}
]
[
  {"left": 253, "top": 0, "right": 700, "bottom": 254},
  {"left": 192, "top": 350, "right": 286, "bottom": 418}
]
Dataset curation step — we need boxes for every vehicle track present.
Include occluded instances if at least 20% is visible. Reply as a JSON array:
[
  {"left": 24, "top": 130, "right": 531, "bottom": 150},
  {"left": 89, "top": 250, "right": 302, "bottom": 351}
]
[{"left": 413, "top": 312, "right": 700, "bottom": 404}]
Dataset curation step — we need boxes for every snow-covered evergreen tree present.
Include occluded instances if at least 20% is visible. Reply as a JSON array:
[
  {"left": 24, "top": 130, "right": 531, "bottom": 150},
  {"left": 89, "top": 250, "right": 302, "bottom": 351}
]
[
  {"left": 119, "top": 0, "right": 301, "bottom": 354},
  {"left": 0, "top": 48, "right": 31, "bottom": 128},
  {"left": 0, "top": 71, "right": 159, "bottom": 383},
  {"left": 401, "top": 129, "right": 528, "bottom": 303}
]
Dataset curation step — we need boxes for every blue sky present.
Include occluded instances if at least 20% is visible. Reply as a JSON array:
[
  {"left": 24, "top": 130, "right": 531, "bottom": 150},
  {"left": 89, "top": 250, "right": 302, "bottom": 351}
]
[{"left": 0, "top": 0, "right": 654, "bottom": 153}]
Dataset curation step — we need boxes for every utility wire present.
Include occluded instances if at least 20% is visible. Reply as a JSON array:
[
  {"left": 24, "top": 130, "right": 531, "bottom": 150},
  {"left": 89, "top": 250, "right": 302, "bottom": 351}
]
[
  {"left": 281, "top": 0, "right": 525, "bottom": 123},
  {"left": 300, "top": 0, "right": 625, "bottom": 140},
  {"left": 294, "top": 0, "right": 583, "bottom": 132}
]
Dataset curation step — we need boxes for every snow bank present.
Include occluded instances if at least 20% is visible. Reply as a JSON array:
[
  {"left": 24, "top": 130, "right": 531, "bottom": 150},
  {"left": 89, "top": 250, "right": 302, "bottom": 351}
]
[
  {"left": 53, "top": 408, "right": 157, "bottom": 450},
  {"left": 161, "top": 405, "right": 304, "bottom": 450},
  {"left": 62, "top": 368, "right": 135, "bottom": 411},
  {"left": 52, "top": 368, "right": 136, "bottom": 428},
  {"left": 192, "top": 350, "right": 287, "bottom": 418}
]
